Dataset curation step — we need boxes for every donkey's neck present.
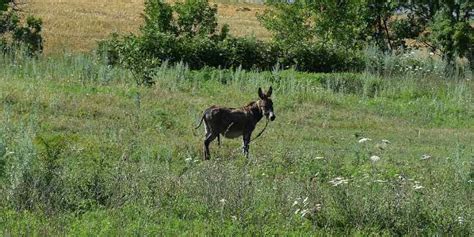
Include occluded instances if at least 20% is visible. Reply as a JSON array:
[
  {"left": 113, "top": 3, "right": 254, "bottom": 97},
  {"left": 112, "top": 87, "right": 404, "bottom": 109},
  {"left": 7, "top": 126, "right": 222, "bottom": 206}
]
[{"left": 244, "top": 101, "right": 263, "bottom": 123}]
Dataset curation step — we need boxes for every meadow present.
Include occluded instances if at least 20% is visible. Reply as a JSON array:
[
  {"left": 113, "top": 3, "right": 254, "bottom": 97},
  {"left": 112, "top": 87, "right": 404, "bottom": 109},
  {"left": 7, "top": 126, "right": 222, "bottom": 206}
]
[
  {"left": 0, "top": 0, "right": 473, "bottom": 235},
  {"left": 0, "top": 51, "right": 472, "bottom": 235}
]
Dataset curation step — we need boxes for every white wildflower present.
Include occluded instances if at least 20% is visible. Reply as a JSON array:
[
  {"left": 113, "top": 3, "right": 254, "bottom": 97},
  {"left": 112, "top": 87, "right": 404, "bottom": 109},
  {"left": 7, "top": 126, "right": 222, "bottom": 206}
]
[
  {"left": 315, "top": 156, "right": 325, "bottom": 160},
  {"left": 294, "top": 208, "right": 300, "bottom": 214},
  {"left": 370, "top": 155, "right": 381, "bottom": 162},
  {"left": 329, "top": 177, "right": 349, "bottom": 186},
  {"left": 421, "top": 154, "right": 431, "bottom": 160},
  {"left": 219, "top": 198, "right": 226, "bottom": 204},
  {"left": 303, "top": 197, "right": 309, "bottom": 204},
  {"left": 358, "top": 137, "right": 372, "bottom": 143},
  {"left": 185, "top": 157, "right": 192, "bottom": 162},
  {"left": 376, "top": 140, "right": 390, "bottom": 150},
  {"left": 413, "top": 184, "right": 424, "bottom": 190},
  {"left": 292, "top": 200, "right": 299, "bottom": 207}
]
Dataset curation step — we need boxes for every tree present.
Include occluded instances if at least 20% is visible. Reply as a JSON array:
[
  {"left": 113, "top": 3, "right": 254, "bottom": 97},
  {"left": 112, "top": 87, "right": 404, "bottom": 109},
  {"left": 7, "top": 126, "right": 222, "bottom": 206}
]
[
  {"left": 1, "top": 0, "right": 43, "bottom": 55},
  {"left": 258, "top": 1, "right": 367, "bottom": 49},
  {"left": 426, "top": 1, "right": 472, "bottom": 67},
  {"left": 392, "top": 0, "right": 472, "bottom": 68},
  {"left": 141, "top": 0, "right": 223, "bottom": 39},
  {"left": 141, "top": 0, "right": 174, "bottom": 36},
  {"left": 257, "top": 2, "right": 314, "bottom": 47},
  {"left": 259, "top": 0, "right": 473, "bottom": 67}
]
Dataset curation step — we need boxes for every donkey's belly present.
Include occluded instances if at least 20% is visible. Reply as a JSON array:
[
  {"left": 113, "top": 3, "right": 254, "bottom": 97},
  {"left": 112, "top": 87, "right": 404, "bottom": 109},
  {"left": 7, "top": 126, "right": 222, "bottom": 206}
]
[
  {"left": 222, "top": 130, "right": 243, "bottom": 139},
  {"left": 221, "top": 124, "right": 244, "bottom": 139}
]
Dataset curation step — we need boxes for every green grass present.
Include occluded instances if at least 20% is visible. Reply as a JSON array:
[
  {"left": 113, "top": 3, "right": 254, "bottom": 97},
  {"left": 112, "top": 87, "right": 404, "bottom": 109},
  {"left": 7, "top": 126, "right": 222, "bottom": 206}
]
[{"left": 0, "top": 53, "right": 473, "bottom": 235}]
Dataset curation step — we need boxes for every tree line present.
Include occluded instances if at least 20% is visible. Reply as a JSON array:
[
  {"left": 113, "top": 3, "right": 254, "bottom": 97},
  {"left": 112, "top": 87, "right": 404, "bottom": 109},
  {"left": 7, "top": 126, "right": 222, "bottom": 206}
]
[
  {"left": 2, "top": 0, "right": 472, "bottom": 83},
  {"left": 261, "top": 0, "right": 472, "bottom": 68}
]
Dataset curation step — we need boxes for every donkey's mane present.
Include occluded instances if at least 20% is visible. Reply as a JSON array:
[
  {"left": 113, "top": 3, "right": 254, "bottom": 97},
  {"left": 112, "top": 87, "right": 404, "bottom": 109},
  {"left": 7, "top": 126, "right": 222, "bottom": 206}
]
[
  {"left": 245, "top": 101, "right": 256, "bottom": 106},
  {"left": 243, "top": 100, "right": 258, "bottom": 110}
]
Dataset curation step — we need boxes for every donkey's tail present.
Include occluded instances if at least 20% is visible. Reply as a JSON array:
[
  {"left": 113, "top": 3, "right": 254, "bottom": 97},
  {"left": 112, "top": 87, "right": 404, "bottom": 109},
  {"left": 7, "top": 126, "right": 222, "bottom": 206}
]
[{"left": 194, "top": 113, "right": 205, "bottom": 129}]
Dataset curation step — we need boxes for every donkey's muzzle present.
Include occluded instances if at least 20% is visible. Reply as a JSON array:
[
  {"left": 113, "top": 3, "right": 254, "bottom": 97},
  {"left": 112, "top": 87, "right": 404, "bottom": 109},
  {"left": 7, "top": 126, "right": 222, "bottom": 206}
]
[{"left": 269, "top": 112, "right": 276, "bottom": 121}]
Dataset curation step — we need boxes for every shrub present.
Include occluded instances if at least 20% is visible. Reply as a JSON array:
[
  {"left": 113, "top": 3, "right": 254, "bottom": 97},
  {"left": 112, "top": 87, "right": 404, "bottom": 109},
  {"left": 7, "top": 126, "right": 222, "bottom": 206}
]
[
  {"left": 218, "top": 37, "right": 279, "bottom": 70},
  {"left": 97, "top": 0, "right": 366, "bottom": 83},
  {"left": 279, "top": 43, "right": 364, "bottom": 72},
  {"left": 0, "top": 2, "right": 43, "bottom": 56}
]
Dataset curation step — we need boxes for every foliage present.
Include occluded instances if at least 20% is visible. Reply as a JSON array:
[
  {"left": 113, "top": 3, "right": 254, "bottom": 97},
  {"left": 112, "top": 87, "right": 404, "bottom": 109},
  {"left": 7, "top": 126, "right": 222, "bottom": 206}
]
[
  {"left": 259, "top": 0, "right": 474, "bottom": 67},
  {"left": 141, "top": 0, "right": 174, "bottom": 36},
  {"left": 0, "top": 0, "right": 43, "bottom": 55},
  {"left": 0, "top": 0, "right": 14, "bottom": 11},
  {"left": 174, "top": 0, "right": 219, "bottom": 38},
  {"left": 279, "top": 42, "right": 364, "bottom": 72},
  {"left": 396, "top": 0, "right": 473, "bottom": 68},
  {"left": 258, "top": 1, "right": 379, "bottom": 50},
  {"left": 98, "top": 0, "right": 227, "bottom": 85},
  {"left": 428, "top": 9, "right": 472, "bottom": 66},
  {"left": 257, "top": 2, "right": 314, "bottom": 47},
  {"left": 98, "top": 0, "right": 365, "bottom": 83}
]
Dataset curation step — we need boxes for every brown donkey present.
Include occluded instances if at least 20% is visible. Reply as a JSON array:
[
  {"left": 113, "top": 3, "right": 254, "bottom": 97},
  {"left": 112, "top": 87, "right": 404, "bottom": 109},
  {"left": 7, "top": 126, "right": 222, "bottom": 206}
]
[{"left": 195, "top": 87, "right": 276, "bottom": 160}]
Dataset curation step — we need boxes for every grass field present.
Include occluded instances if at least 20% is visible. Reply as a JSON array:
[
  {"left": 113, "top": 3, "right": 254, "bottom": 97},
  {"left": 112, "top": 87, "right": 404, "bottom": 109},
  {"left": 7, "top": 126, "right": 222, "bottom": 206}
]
[
  {"left": 22, "top": 0, "right": 270, "bottom": 54},
  {"left": 2, "top": 0, "right": 473, "bottom": 235},
  {"left": 0, "top": 52, "right": 472, "bottom": 235}
]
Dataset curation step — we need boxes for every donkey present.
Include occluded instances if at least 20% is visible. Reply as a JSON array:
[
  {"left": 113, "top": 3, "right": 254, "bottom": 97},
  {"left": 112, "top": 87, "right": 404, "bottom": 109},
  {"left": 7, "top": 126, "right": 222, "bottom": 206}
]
[{"left": 195, "top": 87, "right": 276, "bottom": 160}]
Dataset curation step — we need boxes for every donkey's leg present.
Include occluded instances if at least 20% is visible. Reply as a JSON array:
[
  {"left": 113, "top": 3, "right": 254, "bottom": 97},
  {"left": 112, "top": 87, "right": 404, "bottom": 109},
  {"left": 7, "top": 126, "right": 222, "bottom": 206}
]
[
  {"left": 217, "top": 134, "right": 221, "bottom": 147},
  {"left": 242, "top": 133, "right": 251, "bottom": 158},
  {"left": 204, "top": 133, "right": 217, "bottom": 160}
]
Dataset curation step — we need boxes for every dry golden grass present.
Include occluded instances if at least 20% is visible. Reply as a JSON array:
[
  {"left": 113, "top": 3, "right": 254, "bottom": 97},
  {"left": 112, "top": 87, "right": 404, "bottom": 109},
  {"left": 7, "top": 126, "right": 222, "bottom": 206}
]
[
  {"left": 215, "top": 3, "right": 270, "bottom": 39},
  {"left": 20, "top": 0, "right": 270, "bottom": 54}
]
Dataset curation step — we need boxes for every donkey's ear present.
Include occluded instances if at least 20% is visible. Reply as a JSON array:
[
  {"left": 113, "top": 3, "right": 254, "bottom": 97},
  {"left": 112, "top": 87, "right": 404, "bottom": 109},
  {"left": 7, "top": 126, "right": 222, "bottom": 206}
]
[
  {"left": 258, "top": 87, "right": 265, "bottom": 99},
  {"left": 267, "top": 86, "right": 273, "bottom": 97}
]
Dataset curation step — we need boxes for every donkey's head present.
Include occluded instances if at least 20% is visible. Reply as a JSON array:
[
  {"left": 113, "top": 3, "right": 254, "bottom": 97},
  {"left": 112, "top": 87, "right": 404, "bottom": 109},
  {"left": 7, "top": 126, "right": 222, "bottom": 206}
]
[{"left": 257, "top": 87, "right": 276, "bottom": 121}]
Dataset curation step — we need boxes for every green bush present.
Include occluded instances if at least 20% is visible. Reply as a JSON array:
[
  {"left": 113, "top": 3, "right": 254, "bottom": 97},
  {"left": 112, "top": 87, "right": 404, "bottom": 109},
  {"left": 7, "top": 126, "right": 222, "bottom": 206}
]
[
  {"left": 279, "top": 43, "right": 364, "bottom": 72},
  {"left": 99, "top": 34, "right": 365, "bottom": 75},
  {"left": 0, "top": 2, "right": 43, "bottom": 56},
  {"left": 97, "top": 0, "right": 365, "bottom": 82},
  {"left": 218, "top": 37, "right": 279, "bottom": 70}
]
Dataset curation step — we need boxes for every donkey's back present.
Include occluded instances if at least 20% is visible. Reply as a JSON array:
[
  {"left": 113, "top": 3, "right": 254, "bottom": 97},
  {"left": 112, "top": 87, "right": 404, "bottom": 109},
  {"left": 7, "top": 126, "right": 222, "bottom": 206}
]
[{"left": 203, "top": 105, "right": 250, "bottom": 139}]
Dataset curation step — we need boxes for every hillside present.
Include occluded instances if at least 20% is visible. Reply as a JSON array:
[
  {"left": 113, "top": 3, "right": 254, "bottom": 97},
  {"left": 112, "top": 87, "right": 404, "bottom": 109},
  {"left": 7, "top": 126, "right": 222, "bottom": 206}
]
[{"left": 22, "top": 0, "right": 270, "bottom": 54}]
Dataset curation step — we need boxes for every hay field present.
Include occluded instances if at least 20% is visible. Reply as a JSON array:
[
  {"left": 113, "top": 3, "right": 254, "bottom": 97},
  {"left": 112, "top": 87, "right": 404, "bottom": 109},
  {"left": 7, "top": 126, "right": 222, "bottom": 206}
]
[{"left": 21, "top": 0, "right": 270, "bottom": 54}]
